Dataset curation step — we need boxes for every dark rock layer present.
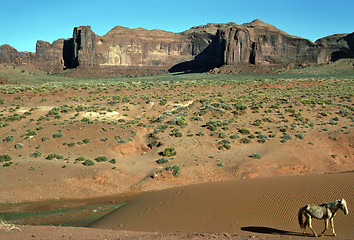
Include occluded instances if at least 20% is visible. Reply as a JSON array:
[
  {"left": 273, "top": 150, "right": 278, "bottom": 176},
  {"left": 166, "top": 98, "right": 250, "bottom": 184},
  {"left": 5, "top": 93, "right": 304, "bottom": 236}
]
[{"left": 1, "top": 20, "right": 353, "bottom": 73}]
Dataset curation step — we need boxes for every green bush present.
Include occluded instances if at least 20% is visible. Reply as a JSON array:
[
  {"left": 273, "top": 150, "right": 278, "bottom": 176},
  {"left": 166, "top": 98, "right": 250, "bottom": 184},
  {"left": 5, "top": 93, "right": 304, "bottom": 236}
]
[
  {"left": 30, "top": 151, "right": 42, "bottom": 158},
  {"left": 171, "top": 128, "right": 183, "bottom": 137},
  {"left": 95, "top": 156, "right": 108, "bottom": 162},
  {"left": 230, "top": 134, "right": 240, "bottom": 139},
  {"left": 3, "top": 161, "right": 13, "bottom": 167},
  {"left": 4, "top": 135, "right": 14, "bottom": 142},
  {"left": 53, "top": 131, "right": 63, "bottom": 138},
  {"left": 162, "top": 148, "right": 176, "bottom": 157},
  {"left": 171, "top": 165, "right": 180, "bottom": 177},
  {"left": 240, "top": 138, "right": 251, "bottom": 144},
  {"left": 83, "top": 138, "right": 90, "bottom": 144},
  {"left": 68, "top": 141, "right": 76, "bottom": 147},
  {"left": 238, "top": 128, "right": 250, "bottom": 135},
  {"left": 83, "top": 159, "right": 94, "bottom": 166},
  {"left": 46, "top": 154, "right": 57, "bottom": 160},
  {"left": 156, "top": 158, "right": 169, "bottom": 164},
  {"left": 281, "top": 134, "right": 293, "bottom": 141},
  {"left": 76, "top": 156, "right": 86, "bottom": 161},
  {"left": 250, "top": 153, "right": 262, "bottom": 159},
  {"left": 0, "top": 154, "right": 12, "bottom": 162},
  {"left": 108, "top": 159, "right": 116, "bottom": 164},
  {"left": 295, "top": 133, "right": 305, "bottom": 139}
]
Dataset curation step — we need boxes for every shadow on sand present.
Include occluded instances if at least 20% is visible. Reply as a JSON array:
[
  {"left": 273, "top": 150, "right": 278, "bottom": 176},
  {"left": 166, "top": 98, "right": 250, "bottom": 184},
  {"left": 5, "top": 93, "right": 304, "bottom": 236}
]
[{"left": 241, "top": 226, "right": 304, "bottom": 237}]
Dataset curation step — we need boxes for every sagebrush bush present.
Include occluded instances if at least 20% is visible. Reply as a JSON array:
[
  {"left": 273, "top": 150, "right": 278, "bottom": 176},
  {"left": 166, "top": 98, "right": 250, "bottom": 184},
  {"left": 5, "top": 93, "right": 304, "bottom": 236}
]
[
  {"left": 83, "top": 159, "right": 94, "bottom": 166},
  {"left": 95, "top": 156, "right": 108, "bottom": 162},
  {"left": 240, "top": 138, "right": 251, "bottom": 144},
  {"left": 156, "top": 158, "right": 169, "bottom": 164},
  {"left": 251, "top": 153, "right": 262, "bottom": 159},
  {"left": 162, "top": 148, "right": 176, "bottom": 157},
  {"left": 0, "top": 154, "right": 12, "bottom": 162}
]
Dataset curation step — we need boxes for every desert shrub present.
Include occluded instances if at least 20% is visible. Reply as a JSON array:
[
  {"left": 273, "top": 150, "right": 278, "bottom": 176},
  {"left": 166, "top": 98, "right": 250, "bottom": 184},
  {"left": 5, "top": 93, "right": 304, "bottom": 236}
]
[
  {"left": 83, "top": 138, "right": 90, "bottom": 144},
  {"left": 171, "top": 165, "right": 180, "bottom": 177},
  {"left": 101, "top": 137, "right": 108, "bottom": 142},
  {"left": 205, "top": 120, "right": 223, "bottom": 131},
  {"left": 30, "top": 151, "right": 42, "bottom": 158},
  {"left": 95, "top": 156, "right": 108, "bottom": 162},
  {"left": 4, "top": 136, "right": 14, "bottom": 142},
  {"left": 83, "top": 159, "right": 94, "bottom": 166},
  {"left": 3, "top": 161, "right": 13, "bottom": 167},
  {"left": 238, "top": 128, "right": 250, "bottom": 135},
  {"left": 161, "top": 147, "right": 176, "bottom": 157},
  {"left": 217, "top": 162, "right": 224, "bottom": 167},
  {"left": 250, "top": 153, "right": 262, "bottom": 159},
  {"left": 219, "top": 139, "right": 231, "bottom": 150},
  {"left": 156, "top": 158, "right": 169, "bottom": 164},
  {"left": 108, "top": 159, "right": 116, "bottom": 164},
  {"left": 196, "top": 131, "right": 205, "bottom": 136},
  {"left": 240, "top": 138, "right": 251, "bottom": 144},
  {"left": 26, "top": 129, "right": 37, "bottom": 136},
  {"left": 0, "top": 154, "right": 12, "bottom": 162},
  {"left": 14, "top": 143, "right": 24, "bottom": 149},
  {"left": 76, "top": 156, "right": 86, "bottom": 161},
  {"left": 230, "top": 134, "right": 240, "bottom": 139},
  {"left": 81, "top": 118, "right": 93, "bottom": 124},
  {"left": 148, "top": 139, "right": 159, "bottom": 148},
  {"left": 295, "top": 133, "right": 305, "bottom": 139},
  {"left": 42, "top": 137, "right": 49, "bottom": 142},
  {"left": 46, "top": 154, "right": 57, "bottom": 160},
  {"left": 281, "top": 134, "right": 293, "bottom": 141},
  {"left": 68, "top": 141, "right": 76, "bottom": 147},
  {"left": 218, "top": 132, "right": 228, "bottom": 138},
  {"left": 159, "top": 98, "right": 167, "bottom": 105},
  {"left": 53, "top": 131, "right": 63, "bottom": 138},
  {"left": 171, "top": 128, "right": 183, "bottom": 137}
]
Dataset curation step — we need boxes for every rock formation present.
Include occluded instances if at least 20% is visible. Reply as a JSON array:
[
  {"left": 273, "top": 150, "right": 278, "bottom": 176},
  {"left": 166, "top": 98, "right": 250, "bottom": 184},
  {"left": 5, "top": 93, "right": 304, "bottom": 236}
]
[
  {"left": 1, "top": 20, "right": 353, "bottom": 73},
  {"left": 0, "top": 44, "right": 18, "bottom": 63}
]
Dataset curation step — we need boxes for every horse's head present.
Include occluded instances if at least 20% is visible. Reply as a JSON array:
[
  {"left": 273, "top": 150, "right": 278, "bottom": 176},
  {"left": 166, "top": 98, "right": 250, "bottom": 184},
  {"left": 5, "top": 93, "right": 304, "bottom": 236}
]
[{"left": 339, "top": 198, "right": 349, "bottom": 215}]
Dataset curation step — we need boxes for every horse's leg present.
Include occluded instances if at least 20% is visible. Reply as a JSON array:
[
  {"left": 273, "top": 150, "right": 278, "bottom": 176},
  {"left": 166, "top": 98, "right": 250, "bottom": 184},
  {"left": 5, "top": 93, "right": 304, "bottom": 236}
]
[
  {"left": 330, "top": 218, "right": 337, "bottom": 236},
  {"left": 303, "top": 217, "right": 309, "bottom": 235},
  {"left": 307, "top": 216, "right": 318, "bottom": 237},
  {"left": 321, "top": 218, "right": 328, "bottom": 236}
]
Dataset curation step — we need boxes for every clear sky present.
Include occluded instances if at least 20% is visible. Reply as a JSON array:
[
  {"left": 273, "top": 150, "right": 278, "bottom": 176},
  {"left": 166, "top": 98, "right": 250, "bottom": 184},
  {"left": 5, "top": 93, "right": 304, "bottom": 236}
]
[{"left": 1, "top": 0, "right": 353, "bottom": 52}]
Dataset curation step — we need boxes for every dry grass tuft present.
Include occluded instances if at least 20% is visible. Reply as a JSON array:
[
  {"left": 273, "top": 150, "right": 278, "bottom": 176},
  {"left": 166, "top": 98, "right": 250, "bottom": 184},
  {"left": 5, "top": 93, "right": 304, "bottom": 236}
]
[{"left": 0, "top": 219, "right": 22, "bottom": 232}]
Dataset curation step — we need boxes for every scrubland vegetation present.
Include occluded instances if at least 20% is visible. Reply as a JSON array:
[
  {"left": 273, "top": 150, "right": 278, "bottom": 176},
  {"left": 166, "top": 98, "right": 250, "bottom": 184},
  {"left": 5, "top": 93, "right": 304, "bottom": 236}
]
[{"left": 0, "top": 60, "right": 353, "bottom": 200}]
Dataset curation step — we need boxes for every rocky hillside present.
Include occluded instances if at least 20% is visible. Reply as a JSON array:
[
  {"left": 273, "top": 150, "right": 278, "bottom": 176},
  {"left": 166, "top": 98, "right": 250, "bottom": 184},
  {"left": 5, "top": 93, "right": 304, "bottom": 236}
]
[{"left": 1, "top": 20, "right": 353, "bottom": 73}]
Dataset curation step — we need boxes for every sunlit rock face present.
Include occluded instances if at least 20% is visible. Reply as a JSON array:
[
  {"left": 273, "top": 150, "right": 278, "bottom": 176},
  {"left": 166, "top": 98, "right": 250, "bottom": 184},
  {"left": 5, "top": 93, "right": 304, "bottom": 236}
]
[{"left": 1, "top": 20, "right": 353, "bottom": 72}]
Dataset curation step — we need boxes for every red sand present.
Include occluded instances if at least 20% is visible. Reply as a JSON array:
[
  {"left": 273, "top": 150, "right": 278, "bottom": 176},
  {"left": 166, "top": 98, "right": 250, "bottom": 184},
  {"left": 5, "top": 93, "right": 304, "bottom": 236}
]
[
  {"left": 1, "top": 173, "right": 353, "bottom": 239},
  {"left": 89, "top": 172, "right": 353, "bottom": 237}
]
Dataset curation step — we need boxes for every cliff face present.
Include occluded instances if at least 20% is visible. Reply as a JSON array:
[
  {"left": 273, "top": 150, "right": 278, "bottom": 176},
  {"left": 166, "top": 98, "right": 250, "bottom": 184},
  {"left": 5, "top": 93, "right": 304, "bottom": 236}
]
[
  {"left": 1, "top": 20, "right": 353, "bottom": 73},
  {"left": 35, "top": 39, "right": 65, "bottom": 69},
  {"left": 0, "top": 44, "right": 18, "bottom": 63},
  {"left": 217, "top": 20, "right": 326, "bottom": 66}
]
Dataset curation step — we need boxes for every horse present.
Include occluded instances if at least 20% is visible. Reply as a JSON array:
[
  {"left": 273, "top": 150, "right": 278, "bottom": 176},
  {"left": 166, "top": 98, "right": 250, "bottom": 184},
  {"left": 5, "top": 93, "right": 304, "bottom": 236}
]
[{"left": 298, "top": 198, "right": 348, "bottom": 237}]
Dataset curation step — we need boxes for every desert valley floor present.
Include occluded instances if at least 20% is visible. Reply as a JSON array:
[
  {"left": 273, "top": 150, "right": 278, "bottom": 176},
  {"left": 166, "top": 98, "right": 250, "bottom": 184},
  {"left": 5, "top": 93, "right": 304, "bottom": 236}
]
[{"left": 0, "top": 61, "right": 353, "bottom": 239}]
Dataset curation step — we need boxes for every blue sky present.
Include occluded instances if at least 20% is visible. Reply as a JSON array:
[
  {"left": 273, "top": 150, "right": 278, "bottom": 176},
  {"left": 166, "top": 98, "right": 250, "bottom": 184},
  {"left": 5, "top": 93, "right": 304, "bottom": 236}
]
[{"left": 1, "top": 0, "right": 353, "bottom": 52}]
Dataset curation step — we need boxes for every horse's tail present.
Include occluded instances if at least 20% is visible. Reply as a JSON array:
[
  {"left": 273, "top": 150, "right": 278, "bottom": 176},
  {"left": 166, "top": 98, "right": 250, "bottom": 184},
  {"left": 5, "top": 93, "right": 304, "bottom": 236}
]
[{"left": 298, "top": 206, "right": 306, "bottom": 228}]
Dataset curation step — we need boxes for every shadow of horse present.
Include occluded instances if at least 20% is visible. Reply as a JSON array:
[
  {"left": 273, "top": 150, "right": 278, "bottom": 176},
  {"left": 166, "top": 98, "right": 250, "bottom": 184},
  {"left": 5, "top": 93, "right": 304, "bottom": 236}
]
[{"left": 241, "top": 226, "right": 304, "bottom": 236}]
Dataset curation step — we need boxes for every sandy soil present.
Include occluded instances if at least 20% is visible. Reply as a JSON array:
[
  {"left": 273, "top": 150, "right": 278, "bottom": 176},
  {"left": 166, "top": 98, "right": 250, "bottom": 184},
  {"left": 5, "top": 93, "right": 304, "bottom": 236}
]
[
  {"left": 0, "top": 63, "right": 353, "bottom": 239},
  {"left": 2, "top": 172, "right": 352, "bottom": 240}
]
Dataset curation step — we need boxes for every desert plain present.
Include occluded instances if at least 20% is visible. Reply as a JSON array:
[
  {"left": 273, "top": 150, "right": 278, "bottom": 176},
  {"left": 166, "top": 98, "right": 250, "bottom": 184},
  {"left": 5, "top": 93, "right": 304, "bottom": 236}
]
[{"left": 0, "top": 60, "right": 353, "bottom": 239}]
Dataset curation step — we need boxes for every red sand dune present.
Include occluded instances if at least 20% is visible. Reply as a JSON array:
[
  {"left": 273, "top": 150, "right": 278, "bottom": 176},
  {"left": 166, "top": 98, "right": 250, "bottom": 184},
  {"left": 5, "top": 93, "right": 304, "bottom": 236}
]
[{"left": 90, "top": 173, "right": 353, "bottom": 238}]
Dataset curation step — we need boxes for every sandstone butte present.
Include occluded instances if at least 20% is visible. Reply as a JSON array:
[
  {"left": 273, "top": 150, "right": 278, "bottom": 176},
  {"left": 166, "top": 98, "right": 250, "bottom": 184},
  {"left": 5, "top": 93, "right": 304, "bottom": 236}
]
[{"left": 0, "top": 19, "right": 353, "bottom": 73}]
